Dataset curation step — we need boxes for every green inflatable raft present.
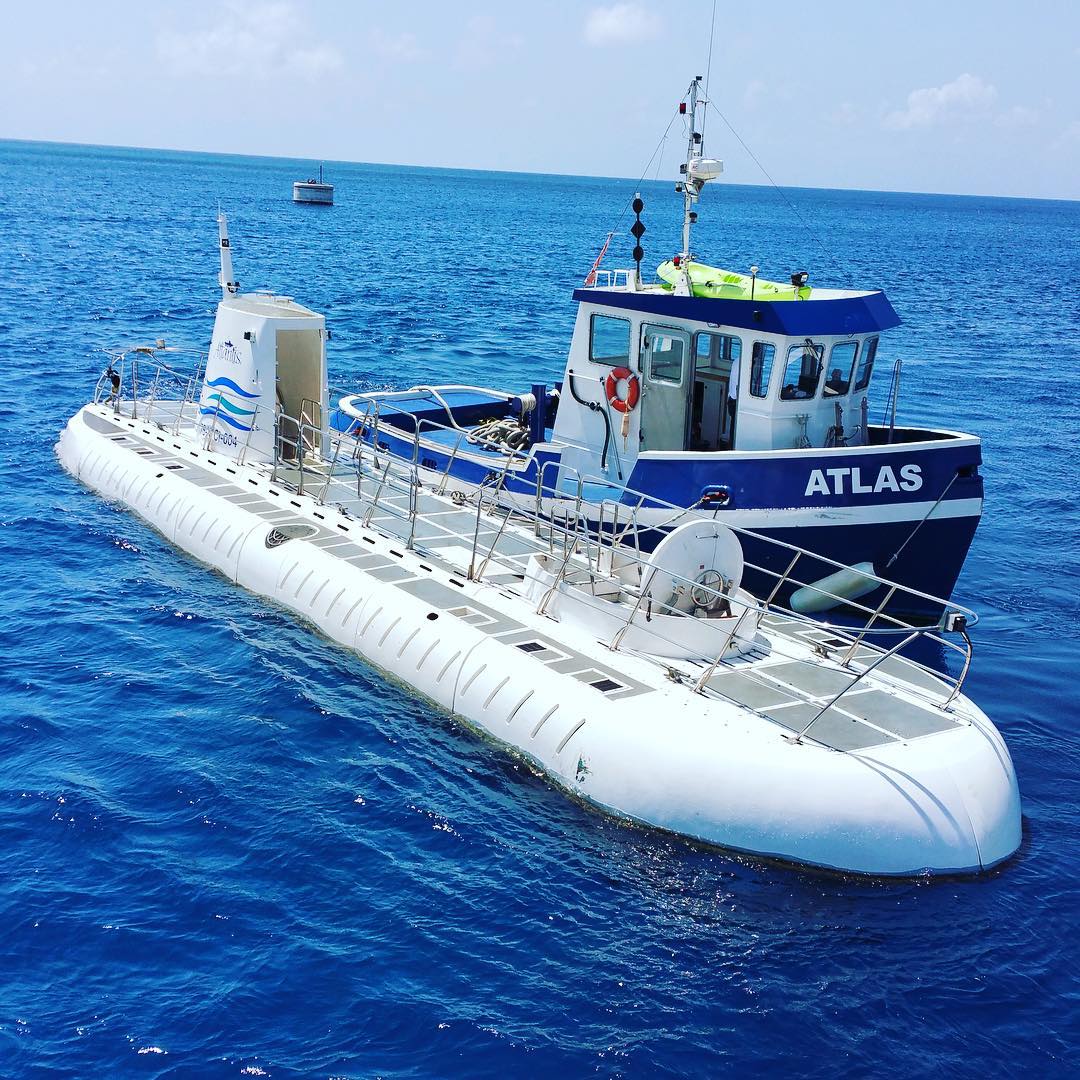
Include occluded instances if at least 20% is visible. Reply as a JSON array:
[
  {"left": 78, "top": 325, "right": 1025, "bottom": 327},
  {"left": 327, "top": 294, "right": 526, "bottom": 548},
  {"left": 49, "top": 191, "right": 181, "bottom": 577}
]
[{"left": 656, "top": 261, "right": 812, "bottom": 301}]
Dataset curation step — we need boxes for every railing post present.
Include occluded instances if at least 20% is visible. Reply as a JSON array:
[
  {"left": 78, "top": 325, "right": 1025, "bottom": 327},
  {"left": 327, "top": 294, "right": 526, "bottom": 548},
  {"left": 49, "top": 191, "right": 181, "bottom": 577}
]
[
  {"left": 407, "top": 462, "right": 419, "bottom": 549},
  {"left": 130, "top": 358, "right": 139, "bottom": 419},
  {"left": 791, "top": 629, "right": 922, "bottom": 744},
  {"left": 763, "top": 551, "right": 801, "bottom": 609},
  {"left": 319, "top": 434, "right": 343, "bottom": 504},
  {"left": 839, "top": 584, "right": 899, "bottom": 666},
  {"left": 363, "top": 459, "right": 393, "bottom": 525},
  {"left": 236, "top": 402, "right": 258, "bottom": 465},
  {"left": 537, "top": 537, "right": 581, "bottom": 616},
  {"left": 437, "top": 430, "right": 467, "bottom": 495},
  {"left": 692, "top": 605, "right": 756, "bottom": 692},
  {"left": 205, "top": 395, "right": 222, "bottom": 452},
  {"left": 608, "top": 566, "right": 659, "bottom": 651}
]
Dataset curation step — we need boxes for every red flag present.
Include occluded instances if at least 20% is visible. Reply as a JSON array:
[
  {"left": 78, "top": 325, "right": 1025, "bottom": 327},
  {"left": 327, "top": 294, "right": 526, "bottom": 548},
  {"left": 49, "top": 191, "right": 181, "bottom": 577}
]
[{"left": 583, "top": 232, "right": 614, "bottom": 286}]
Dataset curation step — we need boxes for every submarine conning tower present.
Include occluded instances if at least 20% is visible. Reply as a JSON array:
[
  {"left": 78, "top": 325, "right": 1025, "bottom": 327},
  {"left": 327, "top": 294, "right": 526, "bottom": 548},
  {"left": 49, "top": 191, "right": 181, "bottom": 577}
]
[{"left": 197, "top": 212, "right": 328, "bottom": 462}]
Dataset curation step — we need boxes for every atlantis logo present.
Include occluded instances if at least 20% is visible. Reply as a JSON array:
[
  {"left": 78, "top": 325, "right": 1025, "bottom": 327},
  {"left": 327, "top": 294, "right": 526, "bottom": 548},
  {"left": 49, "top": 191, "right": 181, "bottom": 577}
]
[{"left": 216, "top": 339, "right": 242, "bottom": 365}]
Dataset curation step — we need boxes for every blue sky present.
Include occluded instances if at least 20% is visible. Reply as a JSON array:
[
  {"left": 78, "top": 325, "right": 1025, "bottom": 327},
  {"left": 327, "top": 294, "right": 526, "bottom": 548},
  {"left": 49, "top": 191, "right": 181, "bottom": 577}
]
[{"left": 4, "top": 1, "right": 1078, "bottom": 199}]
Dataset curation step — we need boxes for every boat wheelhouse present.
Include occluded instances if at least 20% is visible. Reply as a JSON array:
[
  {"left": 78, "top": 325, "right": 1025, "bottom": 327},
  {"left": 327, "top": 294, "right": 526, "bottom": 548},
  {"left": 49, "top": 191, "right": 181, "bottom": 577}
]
[{"left": 341, "top": 78, "right": 982, "bottom": 617}]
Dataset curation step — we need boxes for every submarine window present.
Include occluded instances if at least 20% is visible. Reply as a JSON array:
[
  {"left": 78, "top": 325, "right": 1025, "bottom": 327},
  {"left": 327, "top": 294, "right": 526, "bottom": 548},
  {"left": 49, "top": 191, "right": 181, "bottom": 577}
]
[
  {"left": 749, "top": 342, "right": 776, "bottom": 398},
  {"left": 590, "top": 678, "right": 623, "bottom": 693},
  {"left": 589, "top": 314, "right": 631, "bottom": 367},
  {"left": 852, "top": 336, "right": 878, "bottom": 392},
  {"left": 824, "top": 341, "right": 858, "bottom": 396},
  {"left": 780, "top": 340, "right": 824, "bottom": 400}
]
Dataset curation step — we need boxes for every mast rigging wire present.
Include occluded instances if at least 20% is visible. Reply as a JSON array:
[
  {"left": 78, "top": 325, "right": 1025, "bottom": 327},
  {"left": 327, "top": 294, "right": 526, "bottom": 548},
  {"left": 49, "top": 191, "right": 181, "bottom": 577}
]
[
  {"left": 704, "top": 98, "right": 838, "bottom": 272},
  {"left": 599, "top": 107, "right": 682, "bottom": 252},
  {"left": 701, "top": 0, "right": 717, "bottom": 142}
]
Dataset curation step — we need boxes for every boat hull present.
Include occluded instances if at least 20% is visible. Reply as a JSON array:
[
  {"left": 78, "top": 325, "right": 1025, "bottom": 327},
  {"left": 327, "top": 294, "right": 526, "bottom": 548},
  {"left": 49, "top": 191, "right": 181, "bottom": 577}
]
[
  {"left": 55, "top": 404, "right": 1021, "bottom": 876},
  {"left": 293, "top": 182, "right": 334, "bottom": 205}
]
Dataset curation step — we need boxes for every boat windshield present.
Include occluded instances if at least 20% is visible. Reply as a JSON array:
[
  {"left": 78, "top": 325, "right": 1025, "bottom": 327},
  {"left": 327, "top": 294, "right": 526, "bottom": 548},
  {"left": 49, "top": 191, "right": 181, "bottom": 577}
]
[
  {"left": 780, "top": 340, "right": 824, "bottom": 400},
  {"left": 824, "top": 341, "right": 858, "bottom": 396}
]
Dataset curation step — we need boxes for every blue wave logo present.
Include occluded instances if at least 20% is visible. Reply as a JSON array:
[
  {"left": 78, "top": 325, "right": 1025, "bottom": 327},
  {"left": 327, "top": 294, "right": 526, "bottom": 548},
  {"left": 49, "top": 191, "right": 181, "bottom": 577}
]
[
  {"left": 206, "top": 376, "right": 259, "bottom": 399},
  {"left": 199, "top": 407, "right": 252, "bottom": 432},
  {"left": 204, "top": 391, "right": 256, "bottom": 417}
]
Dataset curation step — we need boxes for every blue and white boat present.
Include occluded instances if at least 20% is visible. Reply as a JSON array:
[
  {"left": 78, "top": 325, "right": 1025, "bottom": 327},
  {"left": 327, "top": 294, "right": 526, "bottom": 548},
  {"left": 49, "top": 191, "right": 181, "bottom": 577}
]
[
  {"left": 339, "top": 78, "right": 982, "bottom": 618},
  {"left": 55, "top": 211, "right": 1021, "bottom": 875}
]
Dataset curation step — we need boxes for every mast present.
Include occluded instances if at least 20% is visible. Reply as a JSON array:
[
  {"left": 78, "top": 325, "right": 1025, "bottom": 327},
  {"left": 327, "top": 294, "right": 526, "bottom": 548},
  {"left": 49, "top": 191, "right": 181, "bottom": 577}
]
[
  {"left": 680, "top": 76, "right": 702, "bottom": 262},
  {"left": 674, "top": 75, "right": 723, "bottom": 296},
  {"left": 218, "top": 211, "right": 238, "bottom": 299}
]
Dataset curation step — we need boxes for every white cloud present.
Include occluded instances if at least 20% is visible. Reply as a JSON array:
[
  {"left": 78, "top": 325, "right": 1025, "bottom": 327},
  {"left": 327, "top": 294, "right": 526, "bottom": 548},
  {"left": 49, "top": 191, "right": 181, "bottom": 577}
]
[
  {"left": 454, "top": 16, "right": 522, "bottom": 71},
  {"left": 995, "top": 105, "right": 1040, "bottom": 129},
  {"left": 884, "top": 73, "right": 997, "bottom": 130},
  {"left": 156, "top": 1, "right": 342, "bottom": 81},
  {"left": 831, "top": 102, "right": 861, "bottom": 126},
  {"left": 370, "top": 29, "right": 425, "bottom": 63},
  {"left": 584, "top": 4, "right": 662, "bottom": 46}
]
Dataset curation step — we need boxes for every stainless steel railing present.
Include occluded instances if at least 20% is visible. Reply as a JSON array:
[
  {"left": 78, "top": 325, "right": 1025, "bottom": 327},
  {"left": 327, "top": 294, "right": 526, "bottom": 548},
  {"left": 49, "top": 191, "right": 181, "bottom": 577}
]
[{"left": 89, "top": 353, "right": 977, "bottom": 742}]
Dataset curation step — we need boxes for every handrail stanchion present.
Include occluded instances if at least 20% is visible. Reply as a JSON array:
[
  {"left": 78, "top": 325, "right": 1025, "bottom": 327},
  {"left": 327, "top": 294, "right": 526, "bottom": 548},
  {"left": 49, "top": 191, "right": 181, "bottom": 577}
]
[
  {"left": 437, "top": 430, "right": 468, "bottom": 495},
  {"left": 319, "top": 434, "right": 343, "bottom": 504},
  {"left": 608, "top": 566, "right": 660, "bottom": 651},
  {"left": 763, "top": 551, "right": 802, "bottom": 609},
  {"left": 839, "top": 584, "right": 899, "bottom": 666},
  {"left": 130, "top": 357, "right": 139, "bottom": 419},
  {"left": 692, "top": 603, "right": 756, "bottom": 693},
  {"left": 792, "top": 629, "right": 923, "bottom": 744},
  {"left": 236, "top": 402, "right": 258, "bottom": 465},
  {"left": 537, "top": 536, "right": 582, "bottom": 617}
]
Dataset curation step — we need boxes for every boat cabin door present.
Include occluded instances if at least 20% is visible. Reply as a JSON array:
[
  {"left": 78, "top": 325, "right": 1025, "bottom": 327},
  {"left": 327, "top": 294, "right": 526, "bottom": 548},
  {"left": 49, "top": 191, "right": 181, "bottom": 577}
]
[
  {"left": 690, "top": 331, "right": 740, "bottom": 451},
  {"left": 276, "top": 328, "right": 325, "bottom": 461},
  {"left": 639, "top": 325, "right": 690, "bottom": 452}
]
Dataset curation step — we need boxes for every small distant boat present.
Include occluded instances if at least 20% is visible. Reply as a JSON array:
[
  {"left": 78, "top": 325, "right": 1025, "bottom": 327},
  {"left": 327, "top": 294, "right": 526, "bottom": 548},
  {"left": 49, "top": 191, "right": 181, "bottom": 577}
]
[{"left": 293, "top": 164, "right": 333, "bottom": 205}]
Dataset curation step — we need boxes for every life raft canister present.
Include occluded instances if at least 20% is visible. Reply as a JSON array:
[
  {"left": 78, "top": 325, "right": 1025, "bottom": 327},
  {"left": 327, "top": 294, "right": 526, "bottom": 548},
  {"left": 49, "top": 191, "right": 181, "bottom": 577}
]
[{"left": 605, "top": 367, "right": 640, "bottom": 413}]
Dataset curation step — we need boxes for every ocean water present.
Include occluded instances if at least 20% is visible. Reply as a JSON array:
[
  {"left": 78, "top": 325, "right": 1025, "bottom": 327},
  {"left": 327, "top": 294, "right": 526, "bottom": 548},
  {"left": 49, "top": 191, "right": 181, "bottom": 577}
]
[{"left": 1, "top": 139, "right": 1079, "bottom": 1077}]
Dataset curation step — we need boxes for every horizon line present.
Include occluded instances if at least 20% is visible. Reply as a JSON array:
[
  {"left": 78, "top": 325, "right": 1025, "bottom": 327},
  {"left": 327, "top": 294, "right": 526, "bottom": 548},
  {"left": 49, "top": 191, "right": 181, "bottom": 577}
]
[{"left": 1, "top": 135, "right": 1076, "bottom": 205}]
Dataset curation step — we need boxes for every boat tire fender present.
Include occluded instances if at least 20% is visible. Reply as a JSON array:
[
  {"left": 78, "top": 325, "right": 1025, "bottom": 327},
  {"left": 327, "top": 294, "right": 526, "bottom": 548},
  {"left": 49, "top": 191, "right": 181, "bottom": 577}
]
[{"left": 605, "top": 368, "right": 640, "bottom": 414}]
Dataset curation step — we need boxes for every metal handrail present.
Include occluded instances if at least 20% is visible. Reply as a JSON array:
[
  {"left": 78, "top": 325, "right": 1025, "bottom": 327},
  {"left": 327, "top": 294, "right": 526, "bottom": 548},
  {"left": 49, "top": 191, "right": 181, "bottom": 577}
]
[
  {"left": 791, "top": 629, "right": 922, "bottom": 744},
  {"left": 332, "top": 400, "right": 977, "bottom": 648},
  {"left": 89, "top": 354, "right": 977, "bottom": 715},
  {"left": 328, "top": 420, "right": 973, "bottom": 714}
]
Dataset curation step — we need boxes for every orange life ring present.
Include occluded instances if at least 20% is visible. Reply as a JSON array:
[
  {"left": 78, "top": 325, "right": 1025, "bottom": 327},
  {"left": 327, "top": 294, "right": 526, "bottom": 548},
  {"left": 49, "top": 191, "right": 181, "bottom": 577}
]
[{"left": 605, "top": 367, "right": 640, "bottom": 413}]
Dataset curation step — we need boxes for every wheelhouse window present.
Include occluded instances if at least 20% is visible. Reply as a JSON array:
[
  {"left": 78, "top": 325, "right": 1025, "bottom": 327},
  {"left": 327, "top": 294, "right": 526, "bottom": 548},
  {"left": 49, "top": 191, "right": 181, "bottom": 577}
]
[
  {"left": 693, "top": 331, "right": 741, "bottom": 373},
  {"left": 749, "top": 342, "right": 775, "bottom": 398},
  {"left": 852, "top": 336, "right": 877, "bottom": 392},
  {"left": 589, "top": 314, "right": 631, "bottom": 367},
  {"left": 824, "top": 341, "right": 858, "bottom": 396},
  {"left": 644, "top": 328, "right": 685, "bottom": 384},
  {"left": 780, "top": 340, "right": 824, "bottom": 400}
]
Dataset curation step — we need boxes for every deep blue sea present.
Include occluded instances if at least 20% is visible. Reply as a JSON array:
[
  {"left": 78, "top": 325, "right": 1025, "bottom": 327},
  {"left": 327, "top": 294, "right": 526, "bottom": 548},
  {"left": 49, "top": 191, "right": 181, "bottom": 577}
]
[{"left": 1, "top": 140, "right": 1078, "bottom": 1078}]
